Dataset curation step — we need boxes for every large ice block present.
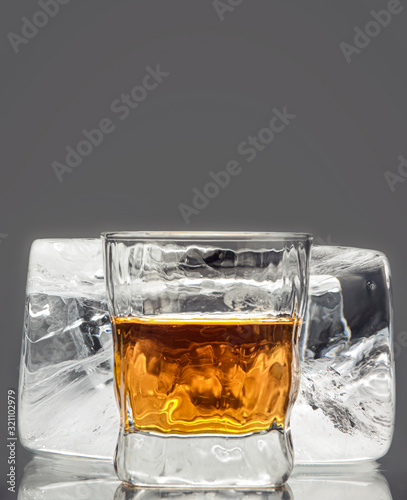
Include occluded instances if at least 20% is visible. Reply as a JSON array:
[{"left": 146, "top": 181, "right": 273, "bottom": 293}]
[
  {"left": 18, "top": 239, "right": 119, "bottom": 458},
  {"left": 292, "top": 246, "right": 395, "bottom": 463},
  {"left": 18, "top": 240, "right": 395, "bottom": 463}
]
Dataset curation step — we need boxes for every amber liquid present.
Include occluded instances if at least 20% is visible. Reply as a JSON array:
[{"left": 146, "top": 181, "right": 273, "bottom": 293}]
[{"left": 113, "top": 316, "right": 298, "bottom": 435}]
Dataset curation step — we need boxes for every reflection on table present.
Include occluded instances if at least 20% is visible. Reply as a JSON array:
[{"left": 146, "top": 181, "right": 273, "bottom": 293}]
[
  {"left": 18, "top": 455, "right": 118, "bottom": 500},
  {"left": 18, "top": 455, "right": 392, "bottom": 500},
  {"left": 289, "top": 462, "right": 391, "bottom": 500}
]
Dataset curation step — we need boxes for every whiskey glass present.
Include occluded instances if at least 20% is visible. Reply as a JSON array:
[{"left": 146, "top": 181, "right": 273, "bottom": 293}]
[{"left": 102, "top": 232, "right": 312, "bottom": 488}]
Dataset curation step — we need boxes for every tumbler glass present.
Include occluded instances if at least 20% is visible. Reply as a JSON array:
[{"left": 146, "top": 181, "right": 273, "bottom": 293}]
[{"left": 102, "top": 232, "right": 312, "bottom": 488}]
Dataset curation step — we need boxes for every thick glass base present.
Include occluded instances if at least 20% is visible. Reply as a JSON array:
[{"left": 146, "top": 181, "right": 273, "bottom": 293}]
[{"left": 114, "top": 429, "right": 293, "bottom": 488}]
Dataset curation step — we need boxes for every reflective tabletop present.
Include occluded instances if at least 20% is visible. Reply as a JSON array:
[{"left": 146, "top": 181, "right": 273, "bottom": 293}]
[{"left": 17, "top": 455, "right": 392, "bottom": 500}]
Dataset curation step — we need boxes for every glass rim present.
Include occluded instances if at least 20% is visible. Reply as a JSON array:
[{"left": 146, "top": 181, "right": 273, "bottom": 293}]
[{"left": 101, "top": 231, "right": 313, "bottom": 243}]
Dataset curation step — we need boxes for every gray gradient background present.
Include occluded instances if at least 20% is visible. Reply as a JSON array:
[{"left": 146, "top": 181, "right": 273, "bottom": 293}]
[{"left": 1, "top": 0, "right": 406, "bottom": 498}]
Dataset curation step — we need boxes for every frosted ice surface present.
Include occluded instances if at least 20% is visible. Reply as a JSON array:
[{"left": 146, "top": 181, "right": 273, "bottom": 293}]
[
  {"left": 26, "top": 239, "right": 105, "bottom": 299},
  {"left": 18, "top": 241, "right": 395, "bottom": 463}
]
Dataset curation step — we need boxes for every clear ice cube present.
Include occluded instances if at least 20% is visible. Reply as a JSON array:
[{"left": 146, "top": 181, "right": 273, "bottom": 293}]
[
  {"left": 292, "top": 246, "right": 395, "bottom": 463},
  {"left": 18, "top": 240, "right": 119, "bottom": 458}
]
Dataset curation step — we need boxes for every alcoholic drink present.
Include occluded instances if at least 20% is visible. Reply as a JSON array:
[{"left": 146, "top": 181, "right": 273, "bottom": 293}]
[{"left": 113, "top": 316, "right": 298, "bottom": 435}]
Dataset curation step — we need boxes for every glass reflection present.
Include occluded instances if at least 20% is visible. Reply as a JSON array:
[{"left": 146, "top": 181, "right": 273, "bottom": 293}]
[
  {"left": 18, "top": 455, "right": 119, "bottom": 500},
  {"left": 290, "top": 462, "right": 392, "bottom": 500},
  {"left": 19, "top": 456, "right": 391, "bottom": 500},
  {"left": 114, "top": 487, "right": 291, "bottom": 499}
]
